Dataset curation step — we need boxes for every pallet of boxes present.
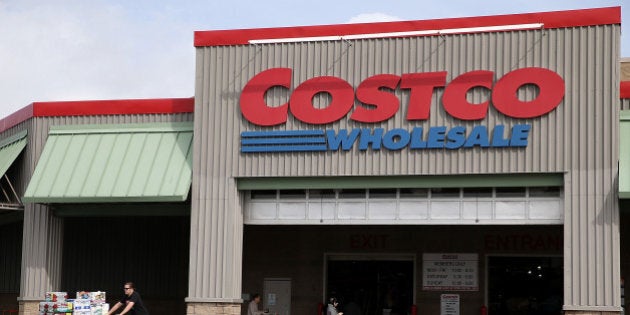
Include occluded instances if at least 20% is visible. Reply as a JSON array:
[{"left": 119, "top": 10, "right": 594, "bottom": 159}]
[{"left": 39, "top": 291, "right": 109, "bottom": 315}]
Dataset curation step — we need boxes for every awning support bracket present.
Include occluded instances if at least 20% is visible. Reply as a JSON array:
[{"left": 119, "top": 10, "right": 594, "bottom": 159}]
[{"left": 0, "top": 174, "right": 23, "bottom": 210}]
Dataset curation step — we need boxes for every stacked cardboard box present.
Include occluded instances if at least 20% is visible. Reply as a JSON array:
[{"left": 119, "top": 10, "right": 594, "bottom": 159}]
[
  {"left": 74, "top": 291, "right": 109, "bottom": 315},
  {"left": 45, "top": 293, "right": 69, "bottom": 303},
  {"left": 39, "top": 291, "right": 109, "bottom": 315},
  {"left": 72, "top": 299, "right": 91, "bottom": 315},
  {"left": 40, "top": 292, "right": 72, "bottom": 315}
]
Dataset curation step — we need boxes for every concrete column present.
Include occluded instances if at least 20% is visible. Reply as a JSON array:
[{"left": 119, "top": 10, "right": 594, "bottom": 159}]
[
  {"left": 563, "top": 171, "right": 621, "bottom": 310},
  {"left": 18, "top": 204, "right": 63, "bottom": 314},
  {"left": 186, "top": 176, "right": 243, "bottom": 306}
]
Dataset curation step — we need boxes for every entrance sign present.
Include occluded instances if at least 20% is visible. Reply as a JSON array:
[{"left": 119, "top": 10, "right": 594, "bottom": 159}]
[
  {"left": 423, "top": 253, "right": 478, "bottom": 291},
  {"left": 440, "top": 294, "right": 460, "bottom": 315}
]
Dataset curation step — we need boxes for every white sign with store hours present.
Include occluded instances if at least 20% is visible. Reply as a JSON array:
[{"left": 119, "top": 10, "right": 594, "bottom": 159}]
[{"left": 422, "top": 253, "right": 478, "bottom": 291}]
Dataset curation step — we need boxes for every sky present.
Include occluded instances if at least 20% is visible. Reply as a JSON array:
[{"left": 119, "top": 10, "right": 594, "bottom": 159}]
[{"left": 0, "top": 0, "right": 627, "bottom": 119}]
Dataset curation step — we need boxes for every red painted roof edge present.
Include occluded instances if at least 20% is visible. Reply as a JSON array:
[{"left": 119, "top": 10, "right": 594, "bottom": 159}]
[
  {"left": 194, "top": 6, "right": 620, "bottom": 47},
  {"left": 622, "top": 82, "right": 630, "bottom": 99},
  {"left": 0, "top": 97, "right": 194, "bottom": 134},
  {"left": 0, "top": 105, "right": 34, "bottom": 134}
]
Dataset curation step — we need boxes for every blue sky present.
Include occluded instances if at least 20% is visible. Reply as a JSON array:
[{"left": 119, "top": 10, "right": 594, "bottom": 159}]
[{"left": 0, "top": 0, "right": 626, "bottom": 118}]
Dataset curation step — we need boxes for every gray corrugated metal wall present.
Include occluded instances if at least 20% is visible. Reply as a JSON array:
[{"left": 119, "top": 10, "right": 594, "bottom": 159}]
[
  {"left": 0, "top": 113, "right": 193, "bottom": 301},
  {"left": 623, "top": 99, "right": 630, "bottom": 111},
  {"left": 192, "top": 24, "right": 621, "bottom": 310}
]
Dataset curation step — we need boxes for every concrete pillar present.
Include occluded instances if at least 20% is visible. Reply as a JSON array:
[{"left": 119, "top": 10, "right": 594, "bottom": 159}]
[
  {"left": 186, "top": 174, "right": 243, "bottom": 313},
  {"left": 18, "top": 204, "right": 63, "bottom": 315}
]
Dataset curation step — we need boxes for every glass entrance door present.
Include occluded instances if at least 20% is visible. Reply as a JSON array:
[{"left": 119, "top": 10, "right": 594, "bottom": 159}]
[
  {"left": 326, "top": 258, "right": 414, "bottom": 315},
  {"left": 487, "top": 256, "right": 562, "bottom": 315}
]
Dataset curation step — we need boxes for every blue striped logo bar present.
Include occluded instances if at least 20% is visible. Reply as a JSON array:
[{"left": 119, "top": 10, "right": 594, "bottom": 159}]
[{"left": 241, "top": 130, "right": 327, "bottom": 153}]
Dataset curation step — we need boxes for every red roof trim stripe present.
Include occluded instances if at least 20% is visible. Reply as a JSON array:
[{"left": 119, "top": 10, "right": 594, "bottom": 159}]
[
  {"left": 31, "top": 98, "right": 194, "bottom": 117},
  {"left": 0, "top": 105, "right": 34, "bottom": 134},
  {"left": 622, "top": 82, "right": 630, "bottom": 99},
  {"left": 194, "top": 7, "right": 620, "bottom": 47},
  {"left": 0, "top": 98, "right": 194, "bottom": 134}
]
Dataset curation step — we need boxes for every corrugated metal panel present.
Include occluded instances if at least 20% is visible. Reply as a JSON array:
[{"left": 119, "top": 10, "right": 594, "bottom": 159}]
[
  {"left": 622, "top": 99, "right": 630, "bottom": 111},
  {"left": 193, "top": 24, "right": 621, "bottom": 309},
  {"left": 19, "top": 203, "right": 63, "bottom": 299},
  {"left": 620, "top": 112, "right": 630, "bottom": 198},
  {"left": 23, "top": 122, "right": 193, "bottom": 203},
  {"left": 196, "top": 28, "right": 619, "bottom": 178}
]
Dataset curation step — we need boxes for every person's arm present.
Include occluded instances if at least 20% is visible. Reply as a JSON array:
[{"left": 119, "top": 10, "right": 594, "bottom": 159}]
[
  {"left": 118, "top": 301, "right": 135, "bottom": 315},
  {"left": 107, "top": 302, "right": 122, "bottom": 315}
]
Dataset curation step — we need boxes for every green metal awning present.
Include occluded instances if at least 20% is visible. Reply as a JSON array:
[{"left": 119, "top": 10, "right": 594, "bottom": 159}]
[
  {"left": 0, "top": 130, "right": 28, "bottom": 209},
  {"left": 621, "top": 112, "right": 630, "bottom": 198},
  {"left": 0, "top": 131, "right": 27, "bottom": 179},
  {"left": 22, "top": 123, "right": 193, "bottom": 203}
]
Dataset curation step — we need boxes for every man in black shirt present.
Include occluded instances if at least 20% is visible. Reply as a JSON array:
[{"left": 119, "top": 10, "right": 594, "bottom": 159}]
[{"left": 107, "top": 282, "right": 149, "bottom": 315}]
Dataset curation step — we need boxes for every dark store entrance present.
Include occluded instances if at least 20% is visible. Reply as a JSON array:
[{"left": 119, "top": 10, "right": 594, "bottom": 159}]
[
  {"left": 488, "top": 256, "right": 563, "bottom": 315},
  {"left": 326, "top": 256, "right": 414, "bottom": 315}
]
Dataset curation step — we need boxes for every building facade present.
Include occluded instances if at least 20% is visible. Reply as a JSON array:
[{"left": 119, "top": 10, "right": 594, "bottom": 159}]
[{"left": 0, "top": 6, "right": 625, "bottom": 315}]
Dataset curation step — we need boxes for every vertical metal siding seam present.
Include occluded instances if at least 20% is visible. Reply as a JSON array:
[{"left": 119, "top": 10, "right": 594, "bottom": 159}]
[
  {"left": 201, "top": 47, "right": 213, "bottom": 298},
  {"left": 232, "top": 181, "right": 244, "bottom": 297},
  {"left": 19, "top": 205, "right": 29, "bottom": 296},
  {"left": 190, "top": 48, "right": 207, "bottom": 298},
  {"left": 46, "top": 215, "right": 54, "bottom": 291},
  {"left": 586, "top": 25, "right": 597, "bottom": 306},
  {"left": 220, "top": 46, "right": 232, "bottom": 296},
  {"left": 36, "top": 206, "right": 46, "bottom": 294},
  {"left": 608, "top": 25, "right": 619, "bottom": 306},
  {"left": 613, "top": 25, "right": 623, "bottom": 307},
  {"left": 213, "top": 47, "right": 225, "bottom": 297},
  {"left": 27, "top": 206, "right": 38, "bottom": 297},
  {"left": 596, "top": 26, "right": 605, "bottom": 305},
  {"left": 203, "top": 47, "right": 216, "bottom": 298},
  {"left": 213, "top": 46, "right": 225, "bottom": 297},
  {"left": 28, "top": 200, "right": 38, "bottom": 296}
]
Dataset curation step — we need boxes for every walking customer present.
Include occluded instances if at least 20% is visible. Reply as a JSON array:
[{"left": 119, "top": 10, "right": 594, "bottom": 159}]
[
  {"left": 247, "top": 294, "right": 264, "bottom": 315},
  {"left": 108, "top": 282, "right": 149, "bottom": 315},
  {"left": 327, "top": 297, "right": 343, "bottom": 315}
]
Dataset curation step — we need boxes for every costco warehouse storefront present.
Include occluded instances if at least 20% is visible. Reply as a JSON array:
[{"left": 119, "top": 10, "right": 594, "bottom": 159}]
[{"left": 0, "top": 6, "right": 626, "bottom": 315}]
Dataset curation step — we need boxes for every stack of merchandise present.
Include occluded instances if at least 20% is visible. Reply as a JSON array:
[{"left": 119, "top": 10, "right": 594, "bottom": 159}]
[
  {"left": 40, "top": 292, "right": 72, "bottom": 315},
  {"left": 74, "top": 291, "right": 108, "bottom": 315}
]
